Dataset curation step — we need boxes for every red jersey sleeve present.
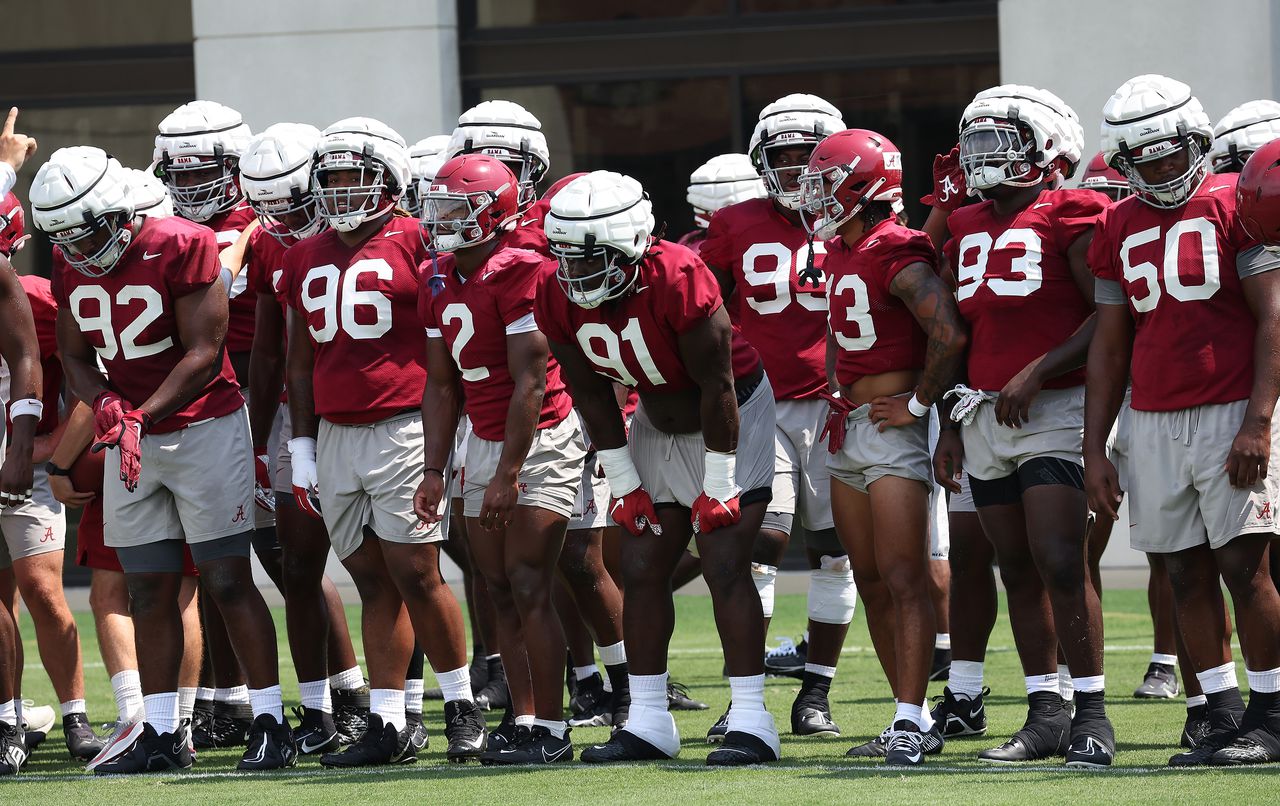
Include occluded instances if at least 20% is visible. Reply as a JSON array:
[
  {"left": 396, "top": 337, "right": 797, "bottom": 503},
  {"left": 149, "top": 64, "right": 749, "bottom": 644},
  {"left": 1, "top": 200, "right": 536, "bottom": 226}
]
[
  {"left": 1053, "top": 188, "right": 1108, "bottom": 252},
  {"left": 665, "top": 250, "right": 723, "bottom": 333},
  {"left": 876, "top": 226, "right": 937, "bottom": 293},
  {"left": 1086, "top": 206, "right": 1121, "bottom": 282},
  {"left": 167, "top": 226, "right": 220, "bottom": 297},
  {"left": 533, "top": 265, "right": 571, "bottom": 344},
  {"left": 697, "top": 209, "right": 734, "bottom": 271},
  {"left": 18, "top": 275, "right": 58, "bottom": 359},
  {"left": 494, "top": 254, "right": 546, "bottom": 327}
]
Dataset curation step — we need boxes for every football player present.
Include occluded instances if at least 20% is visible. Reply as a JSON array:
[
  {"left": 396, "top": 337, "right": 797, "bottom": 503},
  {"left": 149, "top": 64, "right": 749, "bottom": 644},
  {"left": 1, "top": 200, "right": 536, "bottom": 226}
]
[
  {"left": 1086, "top": 75, "right": 1280, "bottom": 767},
  {"left": 935, "top": 84, "right": 1115, "bottom": 766},
  {"left": 33, "top": 146, "right": 293, "bottom": 773},
  {"left": 0, "top": 189, "right": 41, "bottom": 776},
  {"left": 1079, "top": 152, "right": 1133, "bottom": 202},
  {"left": 1209, "top": 100, "right": 1280, "bottom": 175},
  {"left": 679, "top": 153, "right": 766, "bottom": 254},
  {"left": 415, "top": 153, "right": 584, "bottom": 763},
  {"left": 239, "top": 123, "right": 370, "bottom": 753},
  {"left": 0, "top": 107, "right": 36, "bottom": 200},
  {"left": 281, "top": 118, "right": 484, "bottom": 766},
  {"left": 802, "top": 129, "right": 967, "bottom": 764},
  {"left": 699, "top": 94, "right": 855, "bottom": 742},
  {"left": 536, "top": 171, "right": 781, "bottom": 766}
]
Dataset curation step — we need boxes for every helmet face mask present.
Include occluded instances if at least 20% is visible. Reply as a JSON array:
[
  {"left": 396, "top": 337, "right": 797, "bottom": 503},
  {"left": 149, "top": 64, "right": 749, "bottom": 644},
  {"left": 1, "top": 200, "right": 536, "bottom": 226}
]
[
  {"left": 313, "top": 153, "right": 393, "bottom": 233},
  {"left": 759, "top": 137, "right": 819, "bottom": 210},
  {"left": 160, "top": 153, "right": 241, "bottom": 222},
  {"left": 551, "top": 238, "right": 638, "bottom": 310},
  {"left": 50, "top": 212, "right": 133, "bottom": 278},
  {"left": 421, "top": 188, "right": 505, "bottom": 252},
  {"left": 959, "top": 117, "right": 1042, "bottom": 190},
  {"left": 1115, "top": 133, "right": 1207, "bottom": 209},
  {"left": 799, "top": 164, "right": 883, "bottom": 239},
  {"left": 252, "top": 191, "right": 323, "bottom": 244}
]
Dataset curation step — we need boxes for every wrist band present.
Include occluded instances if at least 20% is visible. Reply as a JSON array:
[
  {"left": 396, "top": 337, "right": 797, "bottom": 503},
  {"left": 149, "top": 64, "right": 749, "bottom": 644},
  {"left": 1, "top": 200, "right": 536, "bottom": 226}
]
[
  {"left": 906, "top": 394, "right": 930, "bottom": 419},
  {"left": 45, "top": 462, "right": 71, "bottom": 477},
  {"left": 424, "top": 467, "right": 445, "bottom": 478},
  {"left": 8, "top": 398, "right": 43, "bottom": 421}
]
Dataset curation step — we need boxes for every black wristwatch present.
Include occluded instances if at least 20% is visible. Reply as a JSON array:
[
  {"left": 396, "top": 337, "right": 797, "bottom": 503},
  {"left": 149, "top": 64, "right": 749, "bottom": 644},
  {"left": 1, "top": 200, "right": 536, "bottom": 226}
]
[{"left": 45, "top": 461, "right": 71, "bottom": 477}]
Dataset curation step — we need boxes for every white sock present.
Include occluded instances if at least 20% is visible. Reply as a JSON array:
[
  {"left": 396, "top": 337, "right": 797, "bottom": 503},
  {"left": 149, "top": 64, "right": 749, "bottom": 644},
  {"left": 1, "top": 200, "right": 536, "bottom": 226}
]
[
  {"left": 1152, "top": 653, "right": 1178, "bottom": 667},
  {"left": 0, "top": 699, "right": 15, "bottom": 725},
  {"left": 728, "top": 674, "right": 766, "bottom": 711},
  {"left": 804, "top": 663, "right": 836, "bottom": 679},
  {"left": 934, "top": 634, "right": 951, "bottom": 650},
  {"left": 574, "top": 665, "right": 598, "bottom": 682},
  {"left": 893, "top": 701, "right": 924, "bottom": 730},
  {"left": 195, "top": 687, "right": 214, "bottom": 703},
  {"left": 1246, "top": 666, "right": 1280, "bottom": 694},
  {"left": 405, "top": 678, "right": 424, "bottom": 715},
  {"left": 299, "top": 680, "right": 332, "bottom": 713},
  {"left": 514, "top": 714, "right": 535, "bottom": 727},
  {"left": 249, "top": 685, "right": 284, "bottom": 722},
  {"left": 60, "top": 699, "right": 86, "bottom": 717},
  {"left": 751, "top": 564, "right": 777, "bottom": 618},
  {"left": 1026, "top": 672, "right": 1059, "bottom": 695},
  {"left": 1072, "top": 674, "right": 1105, "bottom": 694},
  {"left": 949, "top": 661, "right": 985, "bottom": 699},
  {"left": 1058, "top": 665, "right": 1075, "bottom": 700},
  {"left": 598, "top": 641, "right": 627, "bottom": 667},
  {"left": 1186, "top": 694, "right": 1208, "bottom": 709},
  {"left": 370, "top": 688, "right": 406, "bottom": 731},
  {"left": 329, "top": 666, "right": 365, "bottom": 691},
  {"left": 216, "top": 685, "right": 250, "bottom": 706},
  {"left": 630, "top": 673, "right": 668, "bottom": 711},
  {"left": 1196, "top": 662, "right": 1238, "bottom": 695},
  {"left": 178, "top": 687, "right": 197, "bottom": 721},
  {"left": 918, "top": 700, "right": 935, "bottom": 731},
  {"left": 532, "top": 717, "right": 567, "bottom": 739},
  {"left": 144, "top": 692, "right": 180, "bottom": 734},
  {"left": 435, "top": 665, "right": 474, "bottom": 703},
  {"left": 112, "top": 670, "right": 144, "bottom": 721}
]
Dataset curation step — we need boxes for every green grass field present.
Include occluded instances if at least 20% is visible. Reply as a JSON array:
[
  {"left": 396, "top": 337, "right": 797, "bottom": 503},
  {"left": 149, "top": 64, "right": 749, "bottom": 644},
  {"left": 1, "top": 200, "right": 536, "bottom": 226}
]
[{"left": 6, "top": 588, "right": 1279, "bottom": 803}]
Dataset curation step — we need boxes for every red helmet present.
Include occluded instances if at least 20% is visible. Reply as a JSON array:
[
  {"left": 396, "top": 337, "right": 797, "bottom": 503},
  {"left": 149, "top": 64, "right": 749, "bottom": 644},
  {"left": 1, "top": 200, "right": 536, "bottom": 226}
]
[
  {"left": 0, "top": 192, "right": 26, "bottom": 256},
  {"left": 1079, "top": 152, "right": 1131, "bottom": 201},
  {"left": 1238, "top": 138, "right": 1280, "bottom": 246},
  {"left": 798, "top": 128, "right": 902, "bottom": 239},
  {"left": 544, "top": 172, "right": 588, "bottom": 202},
  {"left": 420, "top": 154, "right": 520, "bottom": 252}
]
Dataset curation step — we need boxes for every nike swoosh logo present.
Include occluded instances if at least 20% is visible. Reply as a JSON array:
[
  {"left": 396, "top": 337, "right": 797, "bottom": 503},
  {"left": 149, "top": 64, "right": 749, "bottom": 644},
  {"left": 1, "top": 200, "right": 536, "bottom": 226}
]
[
  {"left": 902, "top": 749, "right": 922, "bottom": 762},
  {"left": 1209, "top": 186, "right": 1230, "bottom": 193},
  {"left": 1033, "top": 202, "right": 1052, "bottom": 209},
  {"left": 520, "top": 218, "right": 537, "bottom": 227},
  {"left": 143, "top": 251, "right": 162, "bottom": 260},
  {"left": 542, "top": 743, "right": 571, "bottom": 762},
  {"left": 299, "top": 734, "right": 332, "bottom": 753},
  {"left": 384, "top": 231, "right": 403, "bottom": 237}
]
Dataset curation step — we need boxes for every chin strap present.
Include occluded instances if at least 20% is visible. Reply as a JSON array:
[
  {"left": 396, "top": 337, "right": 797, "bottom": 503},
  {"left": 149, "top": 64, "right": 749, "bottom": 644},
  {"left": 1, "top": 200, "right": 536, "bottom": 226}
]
[
  {"left": 797, "top": 230, "right": 822, "bottom": 288},
  {"left": 427, "top": 247, "right": 446, "bottom": 297}
]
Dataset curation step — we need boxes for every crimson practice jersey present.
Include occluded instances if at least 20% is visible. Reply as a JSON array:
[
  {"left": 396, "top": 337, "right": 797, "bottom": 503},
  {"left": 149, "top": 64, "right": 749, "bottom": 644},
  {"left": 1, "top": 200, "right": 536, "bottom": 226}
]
[
  {"left": 18, "top": 275, "right": 61, "bottom": 435},
  {"left": 499, "top": 219, "right": 551, "bottom": 257},
  {"left": 700, "top": 198, "right": 827, "bottom": 401},
  {"left": 52, "top": 217, "right": 244, "bottom": 433},
  {"left": 245, "top": 225, "right": 292, "bottom": 318},
  {"left": 418, "top": 247, "right": 571, "bottom": 441},
  {"left": 826, "top": 219, "right": 935, "bottom": 387},
  {"left": 1089, "top": 176, "right": 1262, "bottom": 411},
  {"left": 676, "top": 229, "right": 707, "bottom": 256},
  {"left": 944, "top": 188, "right": 1106, "bottom": 391},
  {"left": 280, "top": 215, "right": 430, "bottom": 424},
  {"left": 535, "top": 239, "right": 761, "bottom": 393},
  {"left": 203, "top": 202, "right": 258, "bottom": 353}
]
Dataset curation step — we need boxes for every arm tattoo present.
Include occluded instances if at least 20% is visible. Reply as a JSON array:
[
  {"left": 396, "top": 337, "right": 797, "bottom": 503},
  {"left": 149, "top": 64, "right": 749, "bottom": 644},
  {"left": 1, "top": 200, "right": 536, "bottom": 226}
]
[{"left": 890, "top": 262, "right": 968, "bottom": 406}]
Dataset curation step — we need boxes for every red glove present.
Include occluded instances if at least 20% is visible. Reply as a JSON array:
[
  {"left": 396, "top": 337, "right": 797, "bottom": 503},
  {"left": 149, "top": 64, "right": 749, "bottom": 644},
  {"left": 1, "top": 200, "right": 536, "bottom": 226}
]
[
  {"left": 93, "top": 409, "right": 152, "bottom": 493},
  {"left": 691, "top": 450, "right": 741, "bottom": 534},
  {"left": 691, "top": 492, "right": 740, "bottom": 534},
  {"left": 92, "top": 391, "right": 127, "bottom": 440},
  {"left": 919, "top": 146, "right": 968, "bottom": 212},
  {"left": 253, "top": 446, "right": 276, "bottom": 512},
  {"left": 609, "top": 487, "right": 662, "bottom": 536},
  {"left": 819, "top": 390, "right": 855, "bottom": 455}
]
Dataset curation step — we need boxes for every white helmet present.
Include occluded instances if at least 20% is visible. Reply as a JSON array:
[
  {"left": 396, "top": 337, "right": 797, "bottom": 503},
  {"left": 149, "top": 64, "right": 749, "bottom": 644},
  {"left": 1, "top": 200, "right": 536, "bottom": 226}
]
[
  {"left": 312, "top": 117, "right": 410, "bottom": 233},
  {"left": 126, "top": 168, "right": 172, "bottom": 219},
  {"left": 748, "top": 94, "right": 845, "bottom": 210},
  {"left": 958, "top": 84, "right": 1084, "bottom": 191},
  {"left": 448, "top": 100, "right": 550, "bottom": 211},
  {"left": 30, "top": 147, "right": 135, "bottom": 278},
  {"left": 687, "top": 153, "right": 766, "bottom": 228},
  {"left": 1209, "top": 100, "right": 1280, "bottom": 173},
  {"left": 241, "top": 123, "right": 324, "bottom": 243},
  {"left": 154, "top": 100, "right": 252, "bottom": 222},
  {"left": 1101, "top": 74, "right": 1213, "bottom": 209},
  {"left": 545, "top": 171, "right": 654, "bottom": 309},
  {"left": 405, "top": 135, "right": 452, "bottom": 216}
]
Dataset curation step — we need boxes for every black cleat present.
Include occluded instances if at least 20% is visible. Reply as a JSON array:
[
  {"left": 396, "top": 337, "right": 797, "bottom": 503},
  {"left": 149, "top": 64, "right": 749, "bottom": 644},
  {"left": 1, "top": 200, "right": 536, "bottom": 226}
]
[
  {"left": 63, "top": 712, "right": 105, "bottom": 761},
  {"left": 1170, "top": 699, "right": 1244, "bottom": 767},
  {"left": 94, "top": 722, "right": 192, "bottom": 775},
  {"left": 444, "top": 699, "right": 487, "bottom": 762},
  {"left": 667, "top": 680, "right": 708, "bottom": 711},
  {"left": 929, "top": 647, "right": 952, "bottom": 682},
  {"left": 581, "top": 729, "right": 674, "bottom": 763},
  {"left": 194, "top": 701, "right": 252, "bottom": 749},
  {"left": 475, "top": 657, "right": 510, "bottom": 712},
  {"left": 482, "top": 724, "right": 528, "bottom": 764},
  {"left": 1133, "top": 663, "right": 1179, "bottom": 699},
  {"left": 320, "top": 714, "right": 398, "bottom": 768},
  {"left": 706, "top": 707, "right": 730, "bottom": 743},
  {"left": 763, "top": 638, "right": 807, "bottom": 679},
  {"left": 470, "top": 653, "right": 491, "bottom": 693},
  {"left": 1211, "top": 721, "right": 1280, "bottom": 766},
  {"left": 191, "top": 698, "right": 213, "bottom": 744},
  {"left": 0, "top": 721, "right": 27, "bottom": 776},
  {"left": 332, "top": 685, "right": 370, "bottom": 746},
  {"left": 484, "top": 725, "right": 572, "bottom": 765},
  {"left": 884, "top": 721, "right": 927, "bottom": 766},
  {"left": 791, "top": 688, "right": 840, "bottom": 738},
  {"left": 1064, "top": 692, "right": 1115, "bottom": 768},
  {"left": 610, "top": 690, "right": 630, "bottom": 734},
  {"left": 1181, "top": 705, "right": 1211, "bottom": 749},
  {"left": 845, "top": 725, "right": 890, "bottom": 758},
  {"left": 568, "top": 672, "right": 611, "bottom": 727},
  {"left": 292, "top": 706, "right": 339, "bottom": 755},
  {"left": 486, "top": 708, "right": 517, "bottom": 753},
  {"left": 391, "top": 712, "right": 428, "bottom": 764},
  {"left": 238, "top": 713, "right": 298, "bottom": 771},
  {"left": 978, "top": 691, "right": 1071, "bottom": 763},
  {"left": 706, "top": 730, "right": 779, "bottom": 766},
  {"left": 930, "top": 686, "right": 989, "bottom": 738}
]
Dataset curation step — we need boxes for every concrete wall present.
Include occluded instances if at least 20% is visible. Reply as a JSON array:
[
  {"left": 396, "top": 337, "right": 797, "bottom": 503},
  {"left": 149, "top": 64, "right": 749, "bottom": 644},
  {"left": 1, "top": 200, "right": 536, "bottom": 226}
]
[{"left": 191, "top": 0, "right": 460, "bottom": 143}]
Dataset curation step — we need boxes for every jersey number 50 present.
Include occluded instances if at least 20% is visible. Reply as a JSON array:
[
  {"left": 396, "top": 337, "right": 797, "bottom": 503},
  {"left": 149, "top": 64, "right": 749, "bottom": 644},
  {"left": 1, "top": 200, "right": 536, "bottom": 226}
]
[{"left": 1120, "top": 218, "right": 1220, "bottom": 312}]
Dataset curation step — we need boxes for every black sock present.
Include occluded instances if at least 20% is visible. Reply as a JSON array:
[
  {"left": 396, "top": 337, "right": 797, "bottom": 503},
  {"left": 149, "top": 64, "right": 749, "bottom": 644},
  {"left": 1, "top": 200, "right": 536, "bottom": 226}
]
[
  {"left": 800, "top": 671, "right": 832, "bottom": 697},
  {"left": 1073, "top": 690, "right": 1106, "bottom": 717},
  {"left": 1207, "top": 687, "right": 1246, "bottom": 717},
  {"left": 405, "top": 645, "right": 424, "bottom": 680},
  {"left": 604, "top": 662, "right": 629, "bottom": 696}
]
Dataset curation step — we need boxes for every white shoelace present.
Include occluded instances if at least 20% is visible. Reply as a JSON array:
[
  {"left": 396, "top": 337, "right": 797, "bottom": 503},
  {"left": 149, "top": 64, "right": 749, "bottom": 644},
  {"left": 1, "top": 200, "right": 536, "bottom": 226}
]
[
  {"left": 944, "top": 384, "right": 997, "bottom": 426},
  {"left": 764, "top": 637, "right": 797, "bottom": 659}
]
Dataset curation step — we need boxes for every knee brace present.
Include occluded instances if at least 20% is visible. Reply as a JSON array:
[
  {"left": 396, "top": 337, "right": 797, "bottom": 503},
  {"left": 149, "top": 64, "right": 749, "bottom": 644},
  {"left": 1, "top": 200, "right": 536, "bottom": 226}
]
[
  {"left": 808, "top": 554, "right": 857, "bottom": 625},
  {"left": 751, "top": 563, "right": 777, "bottom": 618}
]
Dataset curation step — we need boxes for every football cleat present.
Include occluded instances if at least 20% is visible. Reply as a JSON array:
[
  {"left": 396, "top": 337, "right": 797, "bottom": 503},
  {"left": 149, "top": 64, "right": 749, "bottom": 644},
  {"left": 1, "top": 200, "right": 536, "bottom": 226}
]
[
  {"left": 475, "top": 658, "right": 510, "bottom": 711},
  {"left": 763, "top": 637, "right": 807, "bottom": 679},
  {"left": 238, "top": 713, "right": 298, "bottom": 771},
  {"left": 1210, "top": 719, "right": 1280, "bottom": 766},
  {"left": 320, "top": 714, "right": 398, "bottom": 768},
  {"left": 87, "top": 715, "right": 145, "bottom": 772},
  {"left": 292, "top": 705, "right": 339, "bottom": 755},
  {"left": 845, "top": 725, "right": 890, "bottom": 758},
  {"left": 978, "top": 691, "right": 1071, "bottom": 763},
  {"left": 929, "top": 647, "right": 952, "bottom": 682},
  {"left": 568, "top": 672, "right": 611, "bottom": 727},
  {"left": 582, "top": 729, "right": 675, "bottom": 763},
  {"left": 191, "top": 698, "right": 214, "bottom": 741},
  {"left": 1134, "top": 663, "right": 1179, "bottom": 699},
  {"left": 486, "top": 708, "right": 517, "bottom": 753},
  {"left": 791, "top": 688, "right": 840, "bottom": 738},
  {"left": 884, "top": 721, "right": 928, "bottom": 766},
  {"left": 1170, "top": 703, "right": 1244, "bottom": 767},
  {"left": 332, "top": 685, "right": 370, "bottom": 745},
  {"left": 485, "top": 725, "right": 572, "bottom": 765},
  {"left": 481, "top": 724, "right": 530, "bottom": 765},
  {"left": 1065, "top": 693, "right": 1115, "bottom": 768},
  {"left": 21, "top": 703, "right": 53, "bottom": 753},
  {"left": 390, "top": 712, "right": 427, "bottom": 764},
  {"left": 930, "top": 686, "right": 990, "bottom": 737},
  {"left": 194, "top": 701, "right": 252, "bottom": 748},
  {"left": 444, "top": 699, "right": 487, "bottom": 762},
  {"left": 63, "top": 712, "right": 106, "bottom": 761},
  {"left": 667, "top": 680, "right": 708, "bottom": 711},
  {"left": 93, "top": 722, "right": 192, "bottom": 775},
  {"left": 1181, "top": 705, "right": 1211, "bottom": 749},
  {"left": 470, "top": 652, "right": 491, "bottom": 693},
  {"left": 705, "top": 730, "right": 779, "bottom": 766},
  {"left": 0, "top": 721, "right": 27, "bottom": 776},
  {"left": 706, "top": 707, "right": 730, "bottom": 743}
]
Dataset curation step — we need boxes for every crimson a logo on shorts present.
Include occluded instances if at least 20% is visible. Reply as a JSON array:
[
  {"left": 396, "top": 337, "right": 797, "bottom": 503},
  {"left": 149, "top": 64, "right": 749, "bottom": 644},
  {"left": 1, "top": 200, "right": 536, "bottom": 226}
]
[
  {"left": 584, "top": 500, "right": 597, "bottom": 516},
  {"left": 231, "top": 504, "right": 246, "bottom": 524},
  {"left": 41, "top": 526, "right": 54, "bottom": 543},
  {"left": 1257, "top": 502, "right": 1272, "bottom": 522},
  {"left": 518, "top": 482, "right": 529, "bottom": 494}
]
